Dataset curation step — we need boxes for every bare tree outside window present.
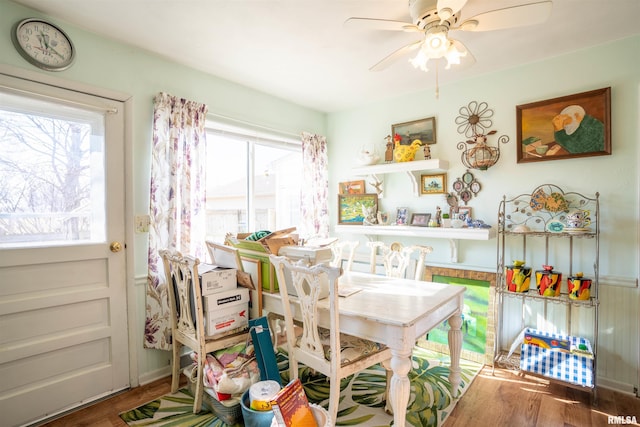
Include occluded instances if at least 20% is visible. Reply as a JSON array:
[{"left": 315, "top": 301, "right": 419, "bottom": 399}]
[{"left": 0, "top": 92, "right": 105, "bottom": 247}]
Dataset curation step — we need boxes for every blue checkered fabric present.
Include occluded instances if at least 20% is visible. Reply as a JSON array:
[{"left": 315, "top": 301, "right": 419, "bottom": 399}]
[{"left": 520, "top": 328, "right": 594, "bottom": 388}]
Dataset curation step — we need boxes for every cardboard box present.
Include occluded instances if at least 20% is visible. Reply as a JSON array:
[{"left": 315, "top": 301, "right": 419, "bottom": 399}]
[
  {"left": 203, "top": 287, "right": 250, "bottom": 312},
  {"left": 199, "top": 263, "right": 237, "bottom": 295},
  {"left": 520, "top": 328, "right": 594, "bottom": 388},
  {"left": 204, "top": 287, "right": 250, "bottom": 337}
]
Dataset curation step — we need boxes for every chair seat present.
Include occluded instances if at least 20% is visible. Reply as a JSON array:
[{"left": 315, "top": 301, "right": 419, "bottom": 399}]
[{"left": 316, "top": 328, "right": 387, "bottom": 366}]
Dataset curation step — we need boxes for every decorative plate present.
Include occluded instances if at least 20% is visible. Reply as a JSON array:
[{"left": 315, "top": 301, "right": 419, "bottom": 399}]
[
  {"left": 530, "top": 188, "right": 547, "bottom": 211},
  {"left": 564, "top": 227, "right": 590, "bottom": 233},
  {"left": 546, "top": 221, "right": 565, "bottom": 233},
  {"left": 544, "top": 192, "right": 568, "bottom": 212}
]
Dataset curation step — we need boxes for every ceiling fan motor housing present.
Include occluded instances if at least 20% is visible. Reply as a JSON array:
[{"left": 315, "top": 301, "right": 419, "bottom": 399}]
[{"left": 409, "top": 0, "right": 459, "bottom": 29}]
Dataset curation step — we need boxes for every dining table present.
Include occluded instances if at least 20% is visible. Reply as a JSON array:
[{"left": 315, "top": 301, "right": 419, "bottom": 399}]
[{"left": 262, "top": 270, "right": 465, "bottom": 427}]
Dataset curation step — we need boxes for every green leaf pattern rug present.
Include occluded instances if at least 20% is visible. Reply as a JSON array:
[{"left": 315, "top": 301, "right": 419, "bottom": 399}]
[{"left": 120, "top": 347, "right": 481, "bottom": 427}]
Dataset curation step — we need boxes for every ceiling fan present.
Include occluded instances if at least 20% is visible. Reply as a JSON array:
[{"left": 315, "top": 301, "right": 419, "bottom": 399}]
[{"left": 346, "top": 0, "right": 553, "bottom": 72}]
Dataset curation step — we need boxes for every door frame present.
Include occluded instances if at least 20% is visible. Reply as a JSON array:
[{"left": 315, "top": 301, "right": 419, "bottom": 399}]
[{"left": 0, "top": 63, "right": 138, "bottom": 387}]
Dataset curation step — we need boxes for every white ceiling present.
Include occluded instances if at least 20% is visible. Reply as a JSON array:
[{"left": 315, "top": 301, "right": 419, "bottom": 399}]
[{"left": 10, "top": 0, "right": 640, "bottom": 112}]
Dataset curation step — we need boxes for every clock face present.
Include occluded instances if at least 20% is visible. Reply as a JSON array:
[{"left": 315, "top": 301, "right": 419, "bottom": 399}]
[{"left": 13, "top": 19, "right": 75, "bottom": 71}]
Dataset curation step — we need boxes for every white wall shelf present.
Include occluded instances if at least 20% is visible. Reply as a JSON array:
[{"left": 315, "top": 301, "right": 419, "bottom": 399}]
[
  {"left": 334, "top": 224, "right": 495, "bottom": 263},
  {"left": 351, "top": 159, "right": 449, "bottom": 197}
]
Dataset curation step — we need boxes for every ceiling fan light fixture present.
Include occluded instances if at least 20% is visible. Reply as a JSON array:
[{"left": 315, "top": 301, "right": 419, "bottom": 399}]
[{"left": 444, "top": 40, "right": 467, "bottom": 69}]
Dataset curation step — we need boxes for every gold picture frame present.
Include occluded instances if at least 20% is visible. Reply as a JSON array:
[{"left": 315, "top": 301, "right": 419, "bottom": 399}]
[{"left": 420, "top": 173, "right": 446, "bottom": 195}]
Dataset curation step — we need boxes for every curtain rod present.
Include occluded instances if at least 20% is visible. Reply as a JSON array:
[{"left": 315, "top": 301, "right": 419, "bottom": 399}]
[{"left": 206, "top": 111, "right": 300, "bottom": 139}]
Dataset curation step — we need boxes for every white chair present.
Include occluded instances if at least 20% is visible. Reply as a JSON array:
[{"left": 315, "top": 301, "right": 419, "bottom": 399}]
[
  {"left": 160, "top": 250, "right": 249, "bottom": 413},
  {"left": 329, "top": 240, "right": 360, "bottom": 271},
  {"left": 270, "top": 254, "right": 392, "bottom": 423},
  {"left": 367, "top": 241, "right": 433, "bottom": 280}
]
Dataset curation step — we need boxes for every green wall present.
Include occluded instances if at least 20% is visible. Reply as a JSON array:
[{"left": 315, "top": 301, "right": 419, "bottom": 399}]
[
  {"left": 2, "top": 0, "right": 639, "bottom": 390},
  {"left": 1, "top": 1, "right": 326, "bottom": 382}
]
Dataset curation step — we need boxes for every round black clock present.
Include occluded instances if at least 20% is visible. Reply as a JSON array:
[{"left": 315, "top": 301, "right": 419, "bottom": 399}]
[{"left": 12, "top": 18, "right": 75, "bottom": 71}]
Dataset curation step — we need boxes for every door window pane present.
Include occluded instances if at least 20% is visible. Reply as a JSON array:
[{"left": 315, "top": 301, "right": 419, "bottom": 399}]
[{"left": 0, "top": 91, "right": 105, "bottom": 247}]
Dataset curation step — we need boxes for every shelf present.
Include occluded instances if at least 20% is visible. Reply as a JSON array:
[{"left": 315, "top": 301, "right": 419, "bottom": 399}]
[
  {"left": 335, "top": 224, "right": 494, "bottom": 240},
  {"left": 335, "top": 224, "right": 494, "bottom": 263},
  {"left": 351, "top": 158, "right": 449, "bottom": 176},
  {"left": 498, "top": 289, "right": 599, "bottom": 308},
  {"left": 351, "top": 159, "right": 449, "bottom": 197},
  {"left": 494, "top": 184, "right": 599, "bottom": 401}
]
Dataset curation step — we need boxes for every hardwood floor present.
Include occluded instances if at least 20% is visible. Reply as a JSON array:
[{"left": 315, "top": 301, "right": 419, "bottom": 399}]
[
  {"left": 36, "top": 375, "right": 187, "bottom": 427},
  {"left": 36, "top": 366, "right": 638, "bottom": 427},
  {"left": 446, "top": 365, "right": 640, "bottom": 427}
]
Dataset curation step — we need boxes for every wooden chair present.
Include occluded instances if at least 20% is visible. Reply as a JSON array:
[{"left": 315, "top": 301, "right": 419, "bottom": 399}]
[
  {"left": 329, "top": 240, "right": 360, "bottom": 271},
  {"left": 159, "top": 250, "right": 249, "bottom": 413},
  {"left": 270, "top": 254, "right": 391, "bottom": 422},
  {"left": 367, "top": 241, "right": 433, "bottom": 280}
]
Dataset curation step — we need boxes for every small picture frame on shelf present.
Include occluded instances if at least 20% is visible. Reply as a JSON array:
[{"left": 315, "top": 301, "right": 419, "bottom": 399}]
[
  {"left": 410, "top": 213, "right": 431, "bottom": 227},
  {"left": 420, "top": 173, "right": 446, "bottom": 195},
  {"left": 377, "top": 211, "right": 390, "bottom": 225},
  {"left": 457, "top": 206, "right": 472, "bottom": 221},
  {"left": 396, "top": 207, "right": 409, "bottom": 225},
  {"left": 339, "top": 180, "right": 365, "bottom": 195}
]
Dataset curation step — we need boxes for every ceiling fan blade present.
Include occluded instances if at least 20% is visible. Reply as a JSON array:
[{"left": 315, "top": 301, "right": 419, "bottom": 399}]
[
  {"left": 344, "top": 17, "right": 420, "bottom": 32},
  {"left": 370, "top": 40, "right": 423, "bottom": 71},
  {"left": 437, "top": 0, "right": 468, "bottom": 21},
  {"left": 455, "top": 1, "right": 552, "bottom": 32}
]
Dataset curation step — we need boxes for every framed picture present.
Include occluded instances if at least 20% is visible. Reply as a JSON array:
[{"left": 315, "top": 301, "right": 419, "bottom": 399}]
[
  {"left": 457, "top": 206, "right": 472, "bottom": 221},
  {"left": 410, "top": 213, "right": 431, "bottom": 227},
  {"left": 240, "top": 257, "right": 262, "bottom": 318},
  {"left": 516, "top": 87, "right": 611, "bottom": 163},
  {"left": 377, "top": 211, "right": 390, "bottom": 225},
  {"left": 420, "top": 173, "right": 447, "bottom": 195},
  {"left": 392, "top": 117, "right": 437, "bottom": 146},
  {"left": 396, "top": 207, "right": 409, "bottom": 225},
  {"left": 338, "top": 193, "right": 378, "bottom": 225},
  {"left": 339, "top": 179, "right": 365, "bottom": 195}
]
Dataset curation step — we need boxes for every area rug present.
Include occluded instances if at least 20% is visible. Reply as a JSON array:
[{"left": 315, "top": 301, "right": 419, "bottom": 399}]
[{"left": 120, "top": 347, "right": 482, "bottom": 427}]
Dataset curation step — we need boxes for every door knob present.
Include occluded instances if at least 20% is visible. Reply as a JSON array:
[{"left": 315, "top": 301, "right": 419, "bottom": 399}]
[{"left": 110, "top": 241, "right": 123, "bottom": 252}]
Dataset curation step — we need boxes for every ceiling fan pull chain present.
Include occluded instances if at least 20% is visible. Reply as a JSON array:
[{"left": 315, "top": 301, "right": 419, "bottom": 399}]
[{"left": 435, "top": 63, "right": 440, "bottom": 99}]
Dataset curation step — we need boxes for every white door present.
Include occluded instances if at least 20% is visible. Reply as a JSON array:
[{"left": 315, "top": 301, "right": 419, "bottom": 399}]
[{"left": 0, "top": 74, "right": 129, "bottom": 426}]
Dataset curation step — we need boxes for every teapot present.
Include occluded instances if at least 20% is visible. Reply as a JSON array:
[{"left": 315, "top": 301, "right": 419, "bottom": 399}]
[
  {"left": 357, "top": 146, "right": 380, "bottom": 165},
  {"left": 565, "top": 208, "right": 590, "bottom": 229},
  {"left": 394, "top": 139, "right": 422, "bottom": 162}
]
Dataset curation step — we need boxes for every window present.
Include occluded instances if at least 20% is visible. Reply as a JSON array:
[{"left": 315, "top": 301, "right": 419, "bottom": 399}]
[
  {"left": 0, "top": 89, "right": 106, "bottom": 247},
  {"left": 205, "top": 121, "right": 301, "bottom": 243}
]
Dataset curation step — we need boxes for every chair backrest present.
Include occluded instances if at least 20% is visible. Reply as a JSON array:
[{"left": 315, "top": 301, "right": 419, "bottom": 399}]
[
  {"left": 367, "top": 241, "right": 433, "bottom": 281},
  {"left": 205, "top": 240, "right": 244, "bottom": 271},
  {"left": 159, "top": 250, "right": 205, "bottom": 346},
  {"left": 270, "top": 255, "right": 343, "bottom": 369},
  {"left": 330, "top": 240, "right": 360, "bottom": 271}
]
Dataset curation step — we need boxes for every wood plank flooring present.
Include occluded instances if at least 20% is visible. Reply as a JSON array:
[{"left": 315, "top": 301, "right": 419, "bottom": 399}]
[
  {"left": 445, "top": 366, "right": 640, "bottom": 427},
  {"left": 36, "top": 366, "right": 639, "bottom": 427}
]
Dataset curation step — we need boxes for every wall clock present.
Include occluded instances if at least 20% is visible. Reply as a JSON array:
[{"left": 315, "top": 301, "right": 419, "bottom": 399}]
[{"left": 12, "top": 18, "right": 75, "bottom": 71}]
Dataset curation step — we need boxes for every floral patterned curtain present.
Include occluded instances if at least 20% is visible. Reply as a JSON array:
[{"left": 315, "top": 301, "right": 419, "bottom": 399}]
[
  {"left": 300, "top": 132, "right": 329, "bottom": 239},
  {"left": 144, "top": 93, "right": 208, "bottom": 350}
]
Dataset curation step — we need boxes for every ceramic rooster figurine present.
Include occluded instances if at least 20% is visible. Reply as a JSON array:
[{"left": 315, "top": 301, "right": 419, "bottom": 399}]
[{"left": 393, "top": 134, "right": 421, "bottom": 163}]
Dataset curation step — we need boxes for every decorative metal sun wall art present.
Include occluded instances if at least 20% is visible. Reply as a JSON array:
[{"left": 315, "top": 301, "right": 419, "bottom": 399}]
[{"left": 455, "top": 101, "right": 509, "bottom": 170}]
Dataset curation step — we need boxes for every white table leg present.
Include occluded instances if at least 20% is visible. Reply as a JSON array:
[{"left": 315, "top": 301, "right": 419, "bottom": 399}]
[
  {"left": 448, "top": 312, "right": 463, "bottom": 398},
  {"left": 388, "top": 348, "right": 413, "bottom": 427}
]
